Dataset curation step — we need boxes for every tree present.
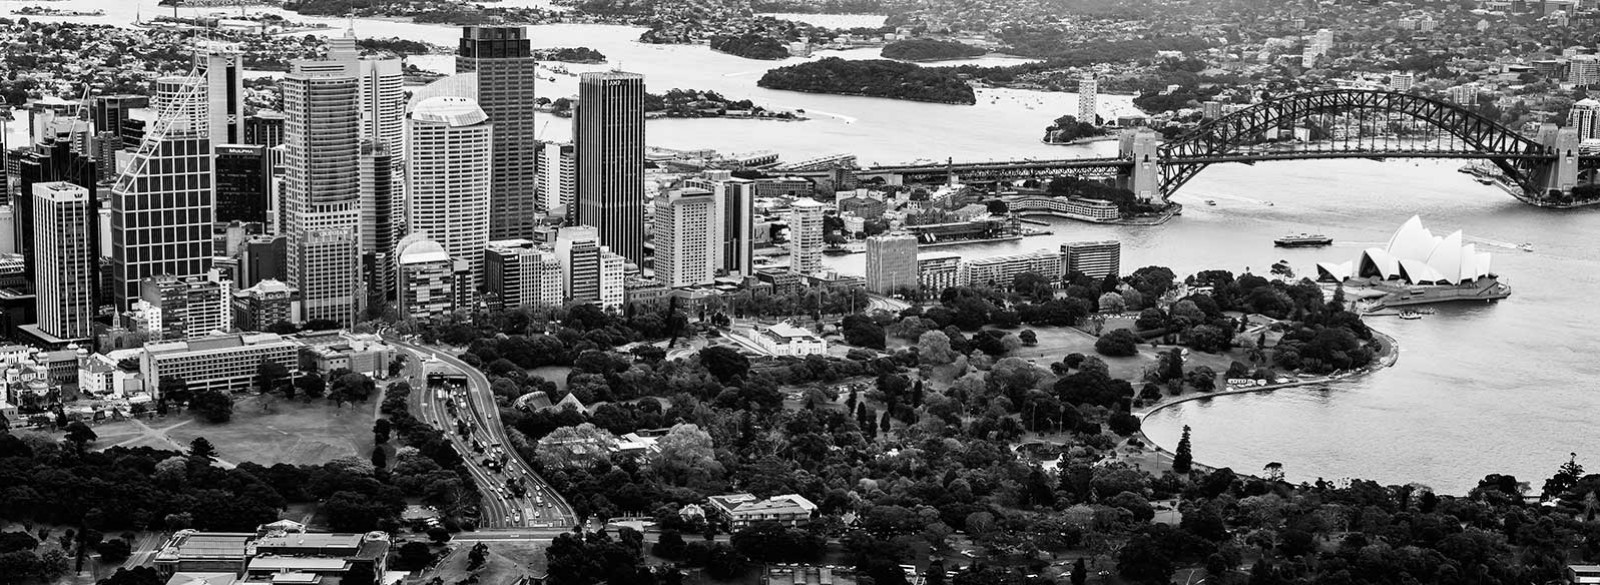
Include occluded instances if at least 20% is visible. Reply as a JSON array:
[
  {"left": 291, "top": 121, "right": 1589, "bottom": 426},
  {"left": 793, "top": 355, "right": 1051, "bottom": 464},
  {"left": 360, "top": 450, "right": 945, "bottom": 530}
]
[
  {"left": 427, "top": 526, "right": 452, "bottom": 543},
  {"left": 1186, "top": 366, "right": 1217, "bottom": 392},
  {"left": 396, "top": 542, "right": 434, "bottom": 570},
  {"left": 159, "top": 376, "right": 191, "bottom": 405},
  {"left": 535, "top": 423, "right": 616, "bottom": 469},
  {"left": 917, "top": 330, "right": 958, "bottom": 364},
  {"left": 342, "top": 562, "right": 376, "bottom": 585},
  {"left": 1172, "top": 426, "right": 1193, "bottom": 474},
  {"left": 257, "top": 360, "right": 289, "bottom": 394},
  {"left": 296, "top": 375, "right": 327, "bottom": 400},
  {"left": 371, "top": 447, "right": 387, "bottom": 470},
  {"left": 101, "top": 567, "right": 163, "bottom": 585},
  {"left": 95, "top": 538, "right": 132, "bottom": 564},
  {"left": 1019, "top": 330, "right": 1037, "bottom": 346},
  {"left": 1098, "top": 292, "right": 1127, "bottom": 313},
  {"left": 1071, "top": 558, "right": 1087, "bottom": 585},
  {"left": 842, "top": 314, "right": 886, "bottom": 349},
  {"left": 189, "top": 390, "right": 235, "bottom": 423},
  {"left": 1094, "top": 329, "right": 1141, "bottom": 357},
  {"left": 63, "top": 422, "right": 96, "bottom": 448},
  {"left": 331, "top": 372, "right": 377, "bottom": 404},
  {"left": 730, "top": 522, "right": 825, "bottom": 563},
  {"left": 189, "top": 437, "right": 217, "bottom": 461},
  {"left": 699, "top": 346, "right": 750, "bottom": 385},
  {"left": 653, "top": 530, "right": 687, "bottom": 559},
  {"left": 653, "top": 423, "right": 721, "bottom": 485}
]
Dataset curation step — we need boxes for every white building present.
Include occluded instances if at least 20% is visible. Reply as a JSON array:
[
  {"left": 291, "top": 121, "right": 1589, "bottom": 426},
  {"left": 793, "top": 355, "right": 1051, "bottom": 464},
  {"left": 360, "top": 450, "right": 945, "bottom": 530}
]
[
  {"left": 653, "top": 187, "right": 721, "bottom": 288},
  {"left": 960, "top": 250, "right": 1064, "bottom": 288},
  {"left": 539, "top": 141, "right": 575, "bottom": 214},
  {"left": 1388, "top": 72, "right": 1415, "bottom": 92},
  {"left": 1573, "top": 98, "right": 1600, "bottom": 140},
  {"left": 787, "top": 197, "right": 826, "bottom": 275},
  {"left": 865, "top": 232, "right": 918, "bottom": 294},
  {"left": 1078, "top": 75, "right": 1098, "bottom": 124},
  {"left": 485, "top": 239, "right": 564, "bottom": 309},
  {"left": 32, "top": 182, "right": 95, "bottom": 341},
  {"left": 408, "top": 96, "right": 493, "bottom": 289},
  {"left": 754, "top": 321, "right": 827, "bottom": 356},
  {"left": 600, "top": 250, "right": 625, "bottom": 311},
  {"left": 142, "top": 332, "right": 301, "bottom": 395}
]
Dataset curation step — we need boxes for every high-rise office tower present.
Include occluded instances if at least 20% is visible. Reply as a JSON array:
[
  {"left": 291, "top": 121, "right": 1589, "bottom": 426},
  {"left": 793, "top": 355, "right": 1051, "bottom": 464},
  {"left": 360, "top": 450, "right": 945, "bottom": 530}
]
[
  {"left": 684, "top": 172, "right": 754, "bottom": 276},
  {"left": 788, "top": 197, "right": 825, "bottom": 275},
  {"left": 215, "top": 144, "right": 269, "bottom": 225},
  {"left": 865, "top": 232, "right": 918, "bottom": 295},
  {"left": 1078, "top": 75, "right": 1098, "bottom": 124},
  {"left": 574, "top": 71, "right": 647, "bottom": 265},
  {"left": 652, "top": 187, "right": 720, "bottom": 288},
  {"left": 91, "top": 94, "right": 150, "bottom": 149},
  {"left": 408, "top": 96, "right": 493, "bottom": 290},
  {"left": 17, "top": 140, "right": 98, "bottom": 280},
  {"left": 110, "top": 74, "right": 214, "bottom": 309},
  {"left": 240, "top": 234, "right": 288, "bottom": 288},
  {"left": 283, "top": 56, "right": 363, "bottom": 325},
  {"left": 244, "top": 111, "right": 285, "bottom": 148},
  {"left": 321, "top": 30, "right": 407, "bottom": 154},
  {"left": 1062, "top": 240, "right": 1122, "bottom": 279},
  {"left": 457, "top": 26, "right": 539, "bottom": 239},
  {"left": 485, "top": 239, "right": 563, "bottom": 309},
  {"left": 539, "top": 141, "right": 575, "bottom": 213},
  {"left": 360, "top": 141, "right": 400, "bottom": 302},
  {"left": 33, "top": 182, "right": 95, "bottom": 341},
  {"left": 202, "top": 47, "right": 246, "bottom": 145},
  {"left": 556, "top": 225, "right": 600, "bottom": 303},
  {"left": 395, "top": 232, "right": 457, "bottom": 320}
]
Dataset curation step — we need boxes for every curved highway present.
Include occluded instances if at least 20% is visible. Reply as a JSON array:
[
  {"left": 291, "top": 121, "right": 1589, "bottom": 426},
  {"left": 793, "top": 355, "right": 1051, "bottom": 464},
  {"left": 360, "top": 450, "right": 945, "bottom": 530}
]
[{"left": 392, "top": 340, "right": 577, "bottom": 531}]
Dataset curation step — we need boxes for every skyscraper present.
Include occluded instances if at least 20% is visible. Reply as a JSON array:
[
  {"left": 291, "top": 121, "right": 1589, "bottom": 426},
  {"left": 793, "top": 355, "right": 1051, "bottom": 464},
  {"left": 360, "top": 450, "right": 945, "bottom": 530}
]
[
  {"left": 91, "top": 94, "right": 149, "bottom": 148},
  {"left": 32, "top": 182, "right": 94, "bottom": 341},
  {"left": 408, "top": 96, "right": 493, "bottom": 290},
  {"left": 556, "top": 226, "right": 601, "bottom": 303},
  {"left": 202, "top": 47, "right": 246, "bottom": 145},
  {"left": 360, "top": 141, "right": 399, "bottom": 301},
  {"left": 539, "top": 141, "right": 575, "bottom": 213},
  {"left": 457, "top": 26, "right": 540, "bottom": 239},
  {"left": 574, "top": 71, "right": 647, "bottom": 265},
  {"left": 244, "top": 111, "right": 285, "bottom": 148},
  {"left": 1078, "top": 75, "right": 1098, "bottom": 125},
  {"left": 1575, "top": 99, "right": 1600, "bottom": 140},
  {"left": 283, "top": 57, "right": 363, "bottom": 325},
  {"left": 865, "top": 232, "right": 918, "bottom": 294},
  {"left": 652, "top": 187, "right": 720, "bottom": 288},
  {"left": 215, "top": 144, "right": 269, "bottom": 225},
  {"left": 788, "top": 197, "right": 826, "bottom": 275},
  {"left": 395, "top": 232, "right": 456, "bottom": 320},
  {"left": 684, "top": 172, "right": 755, "bottom": 277},
  {"left": 110, "top": 74, "right": 215, "bottom": 309}
]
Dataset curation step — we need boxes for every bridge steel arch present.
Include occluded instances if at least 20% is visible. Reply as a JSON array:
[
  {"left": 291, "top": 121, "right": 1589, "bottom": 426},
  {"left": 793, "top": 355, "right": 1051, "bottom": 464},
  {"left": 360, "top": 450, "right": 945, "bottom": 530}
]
[{"left": 1157, "top": 89, "right": 1555, "bottom": 198}]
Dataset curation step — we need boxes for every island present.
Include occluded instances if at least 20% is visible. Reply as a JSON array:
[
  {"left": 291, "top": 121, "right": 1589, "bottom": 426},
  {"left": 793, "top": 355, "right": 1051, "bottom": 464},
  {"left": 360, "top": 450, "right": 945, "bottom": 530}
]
[
  {"left": 1042, "top": 114, "right": 1109, "bottom": 144},
  {"left": 758, "top": 57, "right": 977, "bottom": 104},
  {"left": 709, "top": 33, "right": 791, "bottom": 60},
  {"left": 532, "top": 47, "right": 606, "bottom": 63},
  {"left": 880, "top": 38, "right": 988, "bottom": 61},
  {"left": 545, "top": 88, "right": 805, "bottom": 121}
]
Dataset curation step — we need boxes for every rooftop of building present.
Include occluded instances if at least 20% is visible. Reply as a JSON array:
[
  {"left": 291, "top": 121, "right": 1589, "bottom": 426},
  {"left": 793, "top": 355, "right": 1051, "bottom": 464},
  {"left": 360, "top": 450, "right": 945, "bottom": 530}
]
[
  {"left": 238, "top": 279, "right": 297, "bottom": 297},
  {"left": 707, "top": 493, "right": 818, "bottom": 516},
  {"left": 398, "top": 236, "right": 452, "bottom": 265},
  {"left": 154, "top": 532, "right": 254, "bottom": 562},
  {"left": 761, "top": 322, "right": 822, "bottom": 343},
  {"left": 145, "top": 333, "right": 293, "bottom": 356},
  {"left": 246, "top": 557, "right": 348, "bottom": 572},
  {"left": 412, "top": 96, "right": 489, "bottom": 127},
  {"left": 165, "top": 573, "right": 239, "bottom": 585}
]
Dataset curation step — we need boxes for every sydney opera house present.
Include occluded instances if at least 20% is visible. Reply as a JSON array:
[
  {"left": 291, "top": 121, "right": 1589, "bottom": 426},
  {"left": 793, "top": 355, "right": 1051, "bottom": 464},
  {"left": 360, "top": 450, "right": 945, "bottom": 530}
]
[{"left": 1315, "top": 216, "right": 1512, "bottom": 308}]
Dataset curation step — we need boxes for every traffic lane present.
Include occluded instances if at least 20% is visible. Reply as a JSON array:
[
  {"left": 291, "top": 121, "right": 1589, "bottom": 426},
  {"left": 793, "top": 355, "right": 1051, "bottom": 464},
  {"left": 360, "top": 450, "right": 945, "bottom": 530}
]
[{"left": 405, "top": 348, "right": 514, "bottom": 528}]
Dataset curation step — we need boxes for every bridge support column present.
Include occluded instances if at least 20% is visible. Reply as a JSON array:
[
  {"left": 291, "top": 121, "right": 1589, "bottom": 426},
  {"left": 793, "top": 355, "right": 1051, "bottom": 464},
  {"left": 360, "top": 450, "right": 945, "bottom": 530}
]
[
  {"left": 1119, "top": 129, "right": 1162, "bottom": 205},
  {"left": 1536, "top": 123, "right": 1579, "bottom": 196}
]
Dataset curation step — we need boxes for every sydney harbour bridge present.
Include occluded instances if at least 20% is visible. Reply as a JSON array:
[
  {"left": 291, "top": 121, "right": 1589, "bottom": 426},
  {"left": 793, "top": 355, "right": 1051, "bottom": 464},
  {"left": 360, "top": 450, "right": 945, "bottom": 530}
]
[{"left": 857, "top": 89, "right": 1600, "bottom": 209}]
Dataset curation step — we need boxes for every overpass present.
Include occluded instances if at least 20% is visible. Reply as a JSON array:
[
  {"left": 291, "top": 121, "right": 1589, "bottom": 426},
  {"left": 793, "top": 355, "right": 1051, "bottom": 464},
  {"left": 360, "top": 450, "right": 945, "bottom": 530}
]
[{"left": 857, "top": 89, "right": 1599, "bottom": 209}]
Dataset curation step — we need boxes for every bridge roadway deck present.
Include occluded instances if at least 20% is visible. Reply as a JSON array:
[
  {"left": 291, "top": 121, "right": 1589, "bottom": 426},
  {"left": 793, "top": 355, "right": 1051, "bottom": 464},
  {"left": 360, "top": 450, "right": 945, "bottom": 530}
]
[{"left": 867, "top": 151, "right": 1564, "bottom": 176}]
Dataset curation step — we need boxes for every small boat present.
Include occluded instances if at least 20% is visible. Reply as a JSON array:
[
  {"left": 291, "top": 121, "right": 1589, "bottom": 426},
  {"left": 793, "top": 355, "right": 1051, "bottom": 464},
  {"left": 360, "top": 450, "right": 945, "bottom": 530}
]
[
  {"left": 1204, "top": 199, "right": 1216, "bottom": 206},
  {"left": 1274, "top": 233, "right": 1334, "bottom": 248},
  {"left": 1398, "top": 311, "right": 1422, "bottom": 320},
  {"left": 1519, "top": 242, "right": 1534, "bottom": 252}
]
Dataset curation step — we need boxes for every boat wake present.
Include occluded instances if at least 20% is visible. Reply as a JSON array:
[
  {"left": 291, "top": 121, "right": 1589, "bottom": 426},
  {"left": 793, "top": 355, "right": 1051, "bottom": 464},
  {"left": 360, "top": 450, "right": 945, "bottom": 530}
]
[
  {"left": 805, "top": 109, "right": 858, "bottom": 124},
  {"left": 1464, "top": 236, "right": 1524, "bottom": 251}
]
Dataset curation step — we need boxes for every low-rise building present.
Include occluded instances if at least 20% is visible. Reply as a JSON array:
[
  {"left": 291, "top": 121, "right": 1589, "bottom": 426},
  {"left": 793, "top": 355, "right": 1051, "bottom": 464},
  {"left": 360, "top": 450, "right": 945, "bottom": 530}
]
[
  {"left": 296, "top": 331, "right": 394, "bottom": 379},
  {"left": 753, "top": 322, "right": 827, "bottom": 357},
  {"left": 706, "top": 493, "right": 817, "bottom": 529},
  {"left": 960, "top": 250, "right": 1063, "bottom": 288},
  {"left": 232, "top": 279, "right": 299, "bottom": 332},
  {"left": 918, "top": 254, "right": 961, "bottom": 294},
  {"left": 141, "top": 333, "right": 300, "bottom": 396}
]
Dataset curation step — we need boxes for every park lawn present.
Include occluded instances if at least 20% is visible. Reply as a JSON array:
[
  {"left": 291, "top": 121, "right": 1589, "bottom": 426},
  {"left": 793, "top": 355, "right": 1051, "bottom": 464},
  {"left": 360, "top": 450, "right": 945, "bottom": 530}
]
[
  {"left": 164, "top": 394, "right": 376, "bottom": 467},
  {"left": 423, "top": 541, "right": 547, "bottom": 585}
]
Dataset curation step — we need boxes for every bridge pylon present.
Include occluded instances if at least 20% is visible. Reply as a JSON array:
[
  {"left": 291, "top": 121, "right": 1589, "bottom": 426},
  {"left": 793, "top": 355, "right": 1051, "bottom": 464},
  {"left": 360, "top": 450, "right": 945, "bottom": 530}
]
[
  {"left": 1532, "top": 123, "right": 1579, "bottom": 198},
  {"left": 1118, "top": 128, "right": 1162, "bottom": 205}
]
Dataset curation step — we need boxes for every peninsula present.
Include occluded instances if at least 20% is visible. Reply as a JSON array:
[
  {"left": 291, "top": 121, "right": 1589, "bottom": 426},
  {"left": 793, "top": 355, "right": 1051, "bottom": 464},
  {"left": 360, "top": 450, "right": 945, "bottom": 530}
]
[{"left": 758, "top": 57, "right": 977, "bottom": 104}]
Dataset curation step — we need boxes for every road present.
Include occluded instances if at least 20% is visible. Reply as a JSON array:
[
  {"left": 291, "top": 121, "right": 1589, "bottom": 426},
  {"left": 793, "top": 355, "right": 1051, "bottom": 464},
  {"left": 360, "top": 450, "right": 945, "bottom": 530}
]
[
  {"left": 866, "top": 293, "right": 911, "bottom": 314},
  {"left": 392, "top": 340, "right": 578, "bottom": 531}
]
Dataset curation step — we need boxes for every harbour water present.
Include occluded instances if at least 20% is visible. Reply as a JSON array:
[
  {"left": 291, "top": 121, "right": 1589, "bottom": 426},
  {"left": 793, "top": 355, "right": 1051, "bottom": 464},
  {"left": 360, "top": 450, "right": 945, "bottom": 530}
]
[{"left": 28, "top": 0, "right": 1600, "bottom": 494}]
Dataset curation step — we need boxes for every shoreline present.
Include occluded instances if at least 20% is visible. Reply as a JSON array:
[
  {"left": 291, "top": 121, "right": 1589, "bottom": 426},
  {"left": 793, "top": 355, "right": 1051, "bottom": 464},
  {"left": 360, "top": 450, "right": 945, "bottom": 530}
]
[{"left": 1130, "top": 327, "right": 1399, "bottom": 479}]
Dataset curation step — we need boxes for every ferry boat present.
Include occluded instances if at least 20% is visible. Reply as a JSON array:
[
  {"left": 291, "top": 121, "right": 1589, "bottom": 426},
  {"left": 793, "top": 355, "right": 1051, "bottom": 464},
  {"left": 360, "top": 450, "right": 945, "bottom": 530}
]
[{"left": 1274, "top": 233, "right": 1334, "bottom": 248}]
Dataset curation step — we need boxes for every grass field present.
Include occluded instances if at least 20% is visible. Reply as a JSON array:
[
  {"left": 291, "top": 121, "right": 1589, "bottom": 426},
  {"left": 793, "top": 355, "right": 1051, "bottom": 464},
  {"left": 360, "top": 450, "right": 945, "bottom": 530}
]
[
  {"left": 421, "top": 541, "right": 548, "bottom": 585},
  {"left": 161, "top": 394, "right": 377, "bottom": 466}
]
